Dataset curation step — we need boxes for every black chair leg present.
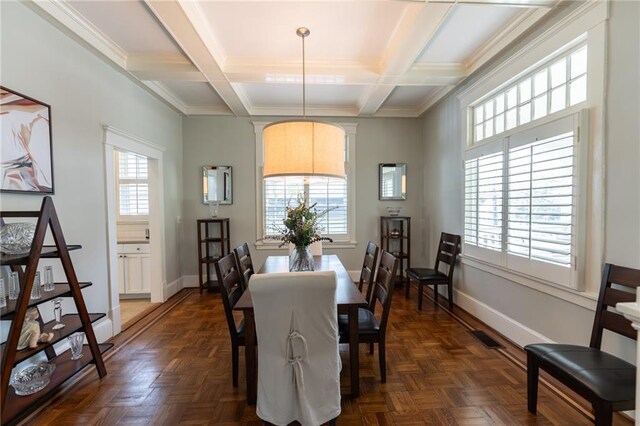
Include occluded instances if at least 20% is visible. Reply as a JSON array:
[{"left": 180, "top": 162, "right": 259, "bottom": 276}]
[
  {"left": 232, "top": 343, "right": 239, "bottom": 387},
  {"left": 418, "top": 281, "right": 423, "bottom": 310},
  {"left": 593, "top": 400, "right": 613, "bottom": 426},
  {"left": 379, "top": 338, "right": 386, "bottom": 383},
  {"left": 447, "top": 282, "right": 453, "bottom": 310},
  {"left": 433, "top": 283, "right": 438, "bottom": 306},
  {"left": 526, "top": 351, "right": 539, "bottom": 414},
  {"left": 405, "top": 277, "right": 411, "bottom": 299}
]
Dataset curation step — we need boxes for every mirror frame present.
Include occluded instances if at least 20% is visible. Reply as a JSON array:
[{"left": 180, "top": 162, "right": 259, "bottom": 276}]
[
  {"left": 202, "top": 166, "right": 233, "bottom": 205},
  {"left": 379, "top": 163, "right": 407, "bottom": 201}
]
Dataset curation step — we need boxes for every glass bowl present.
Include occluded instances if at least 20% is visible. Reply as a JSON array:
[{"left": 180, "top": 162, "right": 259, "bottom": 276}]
[
  {"left": 0, "top": 222, "right": 36, "bottom": 254},
  {"left": 10, "top": 362, "right": 56, "bottom": 396},
  {"left": 386, "top": 207, "right": 402, "bottom": 217}
]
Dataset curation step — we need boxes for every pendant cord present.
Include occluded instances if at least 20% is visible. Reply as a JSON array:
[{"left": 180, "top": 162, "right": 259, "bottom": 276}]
[{"left": 302, "top": 33, "right": 306, "bottom": 118}]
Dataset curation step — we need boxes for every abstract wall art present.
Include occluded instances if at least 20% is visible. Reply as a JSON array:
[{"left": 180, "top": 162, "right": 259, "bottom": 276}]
[{"left": 0, "top": 86, "right": 54, "bottom": 194}]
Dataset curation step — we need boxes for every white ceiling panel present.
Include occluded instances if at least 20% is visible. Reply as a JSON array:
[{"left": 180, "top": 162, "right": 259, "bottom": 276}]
[
  {"left": 68, "top": 0, "right": 183, "bottom": 54},
  {"left": 162, "top": 81, "right": 226, "bottom": 106},
  {"left": 382, "top": 86, "right": 437, "bottom": 108},
  {"left": 240, "top": 83, "right": 366, "bottom": 108},
  {"left": 198, "top": 1, "right": 411, "bottom": 62},
  {"left": 36, "top": 0, "right": 553, "bottom": 116},
  {"left": 416, "top": 4, "right": 521, "bottom": 64}
]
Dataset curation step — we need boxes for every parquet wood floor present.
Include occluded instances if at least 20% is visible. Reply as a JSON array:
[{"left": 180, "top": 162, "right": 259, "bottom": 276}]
[{"left": 22, "top": 286, "right": 632, "bottom": 425}]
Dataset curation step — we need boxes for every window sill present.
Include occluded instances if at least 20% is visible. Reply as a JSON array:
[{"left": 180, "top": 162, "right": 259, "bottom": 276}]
[
  {"left": 254, "top": 241, "right": 358, "bottom": 250},
  {"left": 460, "top": 254, "right": 598, "bottom": 310}
]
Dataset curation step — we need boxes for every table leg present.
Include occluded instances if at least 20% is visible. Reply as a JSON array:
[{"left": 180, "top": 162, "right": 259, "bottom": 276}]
[
  {"left": 245, "top": 310, "right": 257, "bottom": 405},
  {"left": 349, "top": 305, "right": 359, "bottom": 398}
]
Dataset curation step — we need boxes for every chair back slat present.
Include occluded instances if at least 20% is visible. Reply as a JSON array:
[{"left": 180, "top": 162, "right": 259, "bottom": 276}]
[
  {"left": 215, "top": 253, "right": 244, "bottom": 339},
  {"left": 371, "top": 251, "right": 399, "bottom": 333},
  {"left": 603, "top": 287, "right": 635, "bottom": 308},
  {"left": 590, "top": 263, "right": 640, "bottom": 348},
  {"left": 360, "top": 241, "right": 379, "bottom": 303},
  {"left": 434, "top": 233, "right": 461, "bottom": 280},
  {"left": 234, "top": 242, "right": 255, "bottom": 291},
  {"left": 600, "top": 310, "right": 636, "bottom": 340}
]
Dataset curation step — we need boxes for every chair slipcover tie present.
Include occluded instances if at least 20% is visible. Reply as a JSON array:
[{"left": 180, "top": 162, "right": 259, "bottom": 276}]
[{"left": 286, "top": 329, "right": 309, "bottom": 391}]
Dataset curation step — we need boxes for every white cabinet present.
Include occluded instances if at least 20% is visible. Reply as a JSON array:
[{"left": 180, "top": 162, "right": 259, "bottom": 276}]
[{"left": 117, "top": 244, "right": 150, "bottom": 295}]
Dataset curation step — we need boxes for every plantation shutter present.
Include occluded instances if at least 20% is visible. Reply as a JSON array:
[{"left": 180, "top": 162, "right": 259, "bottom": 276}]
[
  {"left": 464, "top": 144, "right": 504, "bottom": 253},
  {"left": 118, "top": 151, "right": 149, "bottom": 217},
  {"left": 264, "top": 176, "right": 348, "bottom": 237},
  {"left": 505, "top": 114, "right": 578, "bottom": 285}
]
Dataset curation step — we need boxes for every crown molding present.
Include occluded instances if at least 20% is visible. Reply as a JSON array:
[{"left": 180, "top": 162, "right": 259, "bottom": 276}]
[
  {"left": 416, "top": 85, "right": 456, "bottom": 116},
  {"left": 143, "top": 81, "right": 188, "bottom": 115},
  {"left": 247, "top": 105, "right": 360, "bottom": 117},
  {"left": 186, "top": 105, "right": 234, "bottom": 115},
  {"left": 27, "top": 0, "right": 127, "bottom": 68}
]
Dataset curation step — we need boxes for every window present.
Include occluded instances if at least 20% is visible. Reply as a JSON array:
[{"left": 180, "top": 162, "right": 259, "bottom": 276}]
[
  {"left": 264, "top": 176, "right": 348, "bottom": 238},
  {"left": 116, "top": 151, "right": 149, "bottom": 219},
  {"left": 472, "top": 44, "right": 587, "bottom": 143},
  {"left": 254, "top": 122, "right": 357, "bottom": 247},
  {"left": 465, "top": 114, "right": 582, "bottom": 287}
]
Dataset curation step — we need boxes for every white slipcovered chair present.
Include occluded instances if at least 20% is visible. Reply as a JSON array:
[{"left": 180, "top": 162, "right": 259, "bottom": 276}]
[{"left": 249, "top": 271, "right": 341, "bottom": 426}]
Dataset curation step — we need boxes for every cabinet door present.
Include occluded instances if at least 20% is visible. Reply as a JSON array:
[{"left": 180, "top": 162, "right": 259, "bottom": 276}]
[
  {"left": 117, "top": 255, "right": 126, "bottom": 294},
  {"left": 140, "top": 255, "right": 151, "bottom": 292},
  {"left": 125, "top": 255, "right": 144, "bottom": 293}
]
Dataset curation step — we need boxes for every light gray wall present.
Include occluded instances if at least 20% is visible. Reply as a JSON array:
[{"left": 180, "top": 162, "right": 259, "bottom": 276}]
[
  {"left": 182, "top": 116, "right": 423, "bottom": 275},
  {"left": 0, "top": 2, "right": 184, "bottom": 316},
  {"left": 420, "top": 0, "right": 639, "bottom": 362}
]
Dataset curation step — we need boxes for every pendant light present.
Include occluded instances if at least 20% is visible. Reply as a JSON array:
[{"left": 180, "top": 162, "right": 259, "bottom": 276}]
[{"left": 262, "top": 27, "right": 346, "bottom": 179}]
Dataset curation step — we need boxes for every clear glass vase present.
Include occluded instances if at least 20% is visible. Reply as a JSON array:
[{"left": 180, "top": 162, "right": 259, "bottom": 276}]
[{"left": 289, "top": 245, "right": 315, "bottom": 272}]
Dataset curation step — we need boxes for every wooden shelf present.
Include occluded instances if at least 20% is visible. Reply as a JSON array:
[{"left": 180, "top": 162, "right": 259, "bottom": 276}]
[
  {"left": 0, "top": 245, "right": 81, "bottom": 266},
  {"left": 200, "top": 256, "right": 222, "bottom": 263},
  {"left": 2, "top": 343, "right": 113, "bottom": 425},
  {"left": 197, "top": 218, "right": 230, "bottom": 294},
  {"left": 381, "top": 216, "right": 411, "bottom": 286},
  {"left": 0, "top": 283, "right": 92, "bottom": 319},
  {"left": 0, "top": 197, "right": 108, "bottom": 422},
  {"left": 1, "top": 314, "right": 106, "bottom": 366}
]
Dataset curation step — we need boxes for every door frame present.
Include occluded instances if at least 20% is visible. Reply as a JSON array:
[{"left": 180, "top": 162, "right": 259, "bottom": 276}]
[{"left": 103, "top": 125, "right": 166, "bottom": 335}]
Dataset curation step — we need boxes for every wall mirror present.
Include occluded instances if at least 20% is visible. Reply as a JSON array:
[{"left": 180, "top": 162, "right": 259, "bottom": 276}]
[
  {"left": 202, "top": 166, "right": 233, "bottom": 204},
  {"left": 379, "top": 163, "right": 406, "bottom": 200}
]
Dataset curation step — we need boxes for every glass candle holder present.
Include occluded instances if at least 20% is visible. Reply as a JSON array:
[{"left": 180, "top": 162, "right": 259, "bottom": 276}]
[
  {"left": 43, "top": 266, "right": 55, "bottom": 292},
  {"left": 8, "top": 271, "right": 19, "bottom": 300},
  {"left": 30, "top": 271, "right": 41, "bottom": 300},
  {"left": 52, "top": 298, "right": 65, "bottom": 330},
  {"left": 0, "top": 278, "right": 6, "bottom": 308},
  {"left": 67, "top": 332, "right": 85, "bottom": 360}
]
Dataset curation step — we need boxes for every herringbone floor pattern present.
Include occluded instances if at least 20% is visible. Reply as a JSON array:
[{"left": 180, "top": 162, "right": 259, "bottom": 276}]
[{"left": 24, "top": 286, "right": 631, "bottom": 425}]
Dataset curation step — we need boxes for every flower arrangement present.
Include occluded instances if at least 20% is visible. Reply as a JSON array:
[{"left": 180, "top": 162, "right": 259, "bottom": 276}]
[{"left": 270, "top": 196, "right": 334, "bottom": 248}]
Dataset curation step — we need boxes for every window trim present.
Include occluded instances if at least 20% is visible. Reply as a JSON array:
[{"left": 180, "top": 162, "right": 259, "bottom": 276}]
[
  {"left": 458, "top": 0, "right": 607, "bottom": 302},
  {"left": 253, "top": 121, "right": 358, "bottom": 250}
]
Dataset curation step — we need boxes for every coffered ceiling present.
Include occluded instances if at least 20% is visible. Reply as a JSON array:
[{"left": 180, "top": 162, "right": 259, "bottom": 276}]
[{"left": 31, "top": 0, "right": 560, "bottom": 117}]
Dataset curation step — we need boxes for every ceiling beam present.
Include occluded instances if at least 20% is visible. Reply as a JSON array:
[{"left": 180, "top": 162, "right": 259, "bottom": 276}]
[
  {"left": 356, "top": 2, "right": 455, "bottom": 115},
  {"left": 144, "top": 0, "right": 248, "bottom": 116},
  {"left": 127, "top": 54, "right": 207, "bottom": 82}
]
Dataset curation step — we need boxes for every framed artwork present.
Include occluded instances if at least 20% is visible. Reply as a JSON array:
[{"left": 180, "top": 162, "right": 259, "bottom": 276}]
[{"left": 0, "top": 86, "right": 54, "bottom": 194}]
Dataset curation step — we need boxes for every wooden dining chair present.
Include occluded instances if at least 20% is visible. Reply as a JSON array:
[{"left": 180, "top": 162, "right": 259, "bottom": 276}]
[
  {"left": 214, "top": 253, "right": 246, "bottom": 387},
  {"left": 525, "top": 263, "right": 638, "bottom": 426},
  {"left": 339, "top": 251, "right": 399, "bottom": 383},
  {"left": 358, "top": 241, "right": 379, "bottom": 304},
  {"left": 406, "top": 232, "right": 461, "bottom": 310},
  {"left": 233, "top": 242, "right": 255, "bottom": 291}
]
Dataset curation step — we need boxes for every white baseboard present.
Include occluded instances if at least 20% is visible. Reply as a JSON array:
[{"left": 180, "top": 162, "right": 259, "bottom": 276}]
[
  {"left": 453, "top": 288, "right": 554, "bottom": 347},
  {"left": 93, "top": 317, "right": 114, "bottom": 343},
  {"left": 348, "top": 270, "right": 359, "bottom": 282},
  {"left": 165, "top": 276, "right": 183, "bottom": 299},
  {"left": 182, "top": 275, "right": 199, "bottom": 288}
]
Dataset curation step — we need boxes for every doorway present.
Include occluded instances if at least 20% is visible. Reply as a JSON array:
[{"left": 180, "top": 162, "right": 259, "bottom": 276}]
[{"left": 104, "top": 126, "right": 166, "bottom": 336}]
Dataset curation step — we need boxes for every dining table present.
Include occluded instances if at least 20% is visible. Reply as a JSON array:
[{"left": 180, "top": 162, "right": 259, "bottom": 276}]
[{"left": 233, "top": 254, "right": 368, "bottom": 405}]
